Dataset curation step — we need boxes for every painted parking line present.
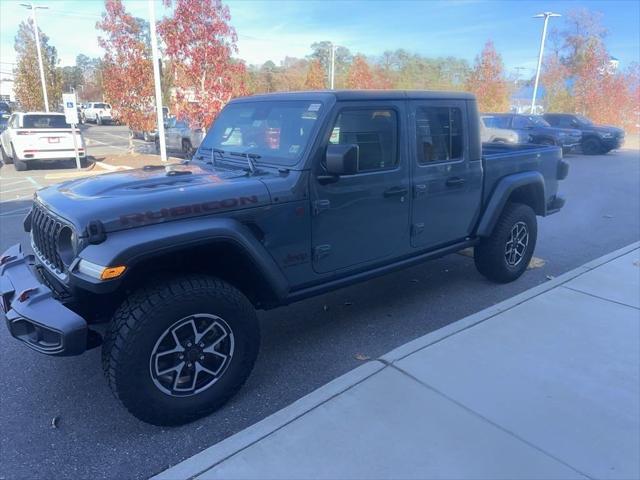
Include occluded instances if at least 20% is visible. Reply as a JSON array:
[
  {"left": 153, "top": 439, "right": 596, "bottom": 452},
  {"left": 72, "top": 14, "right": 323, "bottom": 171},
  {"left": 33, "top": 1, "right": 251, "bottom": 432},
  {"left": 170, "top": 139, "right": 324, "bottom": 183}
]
[
  {"left": 1, "top": 185, "right": 37, "bottom": 194},
  {"left": 1, "top": 179, "right": 31, "bottom": 188},
  {"left": 26, "top": 176, "right": 43, "bottom": 189},
  {"left": 0, "top": 207, "right": 30, "bottom": 217}
]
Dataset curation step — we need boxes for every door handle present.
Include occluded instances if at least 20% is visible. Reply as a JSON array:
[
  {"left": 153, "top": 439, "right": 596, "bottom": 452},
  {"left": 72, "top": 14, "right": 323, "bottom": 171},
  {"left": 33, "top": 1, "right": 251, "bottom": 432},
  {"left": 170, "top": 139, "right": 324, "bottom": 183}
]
[
  {"left": 445, "top": 177, "right": 466, "bottom": 187},
  {"left": 383, "top": 186, "right": 408, "bottom": 198}
]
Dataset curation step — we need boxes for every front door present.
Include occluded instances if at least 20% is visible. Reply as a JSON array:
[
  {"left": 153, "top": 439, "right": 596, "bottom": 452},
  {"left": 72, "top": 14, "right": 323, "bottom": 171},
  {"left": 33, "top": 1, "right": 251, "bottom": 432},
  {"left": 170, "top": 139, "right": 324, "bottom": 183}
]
[
  {"left": 310, "top": 102, "right": 411, "bottom": 274},
  {"left": 410, "top": 100, "right": 483, "bottom": 249}
]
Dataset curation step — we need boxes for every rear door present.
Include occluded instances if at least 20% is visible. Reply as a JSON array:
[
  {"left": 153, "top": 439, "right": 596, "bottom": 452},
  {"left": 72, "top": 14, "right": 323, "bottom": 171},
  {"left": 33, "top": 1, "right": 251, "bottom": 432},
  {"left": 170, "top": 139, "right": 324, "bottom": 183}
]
[
  {"left": 410, "top": 100, "right": 483, "bottom": 249},
  {"left": 310, "top": 101, "right": 411, "bottom": 273}
]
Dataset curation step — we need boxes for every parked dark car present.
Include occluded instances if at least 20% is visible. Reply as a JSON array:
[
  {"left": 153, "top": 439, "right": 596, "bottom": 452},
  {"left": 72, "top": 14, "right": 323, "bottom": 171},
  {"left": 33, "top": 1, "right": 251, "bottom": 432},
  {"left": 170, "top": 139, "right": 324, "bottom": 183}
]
[
  {"left": 485, "top": 113, "right": 582, "bottom": 154},
  {"left": 0, "top": 90, "right": 568, "bottom": 425},
  {"left": 542, "top": 113, "right": 625, "bottom": 155},
  {"left": 0, "top": 101, "right": 11, "bottom": 120}
]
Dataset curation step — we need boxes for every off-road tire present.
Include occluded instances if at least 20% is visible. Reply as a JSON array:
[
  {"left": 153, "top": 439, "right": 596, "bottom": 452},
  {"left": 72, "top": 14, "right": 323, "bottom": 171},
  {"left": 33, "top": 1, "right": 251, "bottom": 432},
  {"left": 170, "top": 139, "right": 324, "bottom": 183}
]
[
  {"left": 474, "top": 202, "right": 537, "bottom": 283},
  {"left": 0, "top": 144, "right": 12, "bottom": 164},
  {"left": 582, "top": 137, "right": 604, "bottom": 155},
  {"left": 102, "top": 274, "right": 260, "bottom": 426}
]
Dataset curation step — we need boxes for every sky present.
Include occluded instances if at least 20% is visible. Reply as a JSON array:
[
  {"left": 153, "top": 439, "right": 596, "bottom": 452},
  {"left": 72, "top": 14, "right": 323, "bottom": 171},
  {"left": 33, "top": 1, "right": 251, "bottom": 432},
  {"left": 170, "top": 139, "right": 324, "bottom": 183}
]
[{"left": 1, "top": 0, "right": 639, "bottom": 81}]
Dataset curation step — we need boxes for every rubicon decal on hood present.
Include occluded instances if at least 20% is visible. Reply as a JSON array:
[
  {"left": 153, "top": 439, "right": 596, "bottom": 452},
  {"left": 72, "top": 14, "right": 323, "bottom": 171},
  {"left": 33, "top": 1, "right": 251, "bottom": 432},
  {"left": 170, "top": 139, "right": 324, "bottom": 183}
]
[{"left": 120, "top": 195, "right": 259, "bottom": 226}]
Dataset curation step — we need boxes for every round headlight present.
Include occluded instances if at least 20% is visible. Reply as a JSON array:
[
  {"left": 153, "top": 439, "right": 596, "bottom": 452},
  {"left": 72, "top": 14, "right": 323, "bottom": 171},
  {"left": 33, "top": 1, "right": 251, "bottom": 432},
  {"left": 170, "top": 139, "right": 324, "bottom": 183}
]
[{"left": 57, "top": 226, "right": 77, "bottom": 266}]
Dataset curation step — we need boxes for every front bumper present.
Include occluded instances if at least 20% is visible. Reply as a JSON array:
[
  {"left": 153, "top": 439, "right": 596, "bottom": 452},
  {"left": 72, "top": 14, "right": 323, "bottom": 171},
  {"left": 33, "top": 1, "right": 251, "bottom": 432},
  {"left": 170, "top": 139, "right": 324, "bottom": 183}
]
[{"left": 0, "top": 244, "right": 87, "bottom": 356}]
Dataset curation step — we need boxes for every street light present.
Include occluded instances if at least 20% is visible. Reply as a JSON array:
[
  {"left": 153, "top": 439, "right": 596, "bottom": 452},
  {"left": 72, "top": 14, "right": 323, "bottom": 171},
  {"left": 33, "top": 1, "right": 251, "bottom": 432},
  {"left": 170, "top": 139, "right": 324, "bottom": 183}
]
[
  {"left": 530, "top": 12, "right": 561, "bottom": 114},
  {"left": 20, "top": 3, "right": 50, "bottom": 112},
  {"left": 148, "top": 0, "right": 167, "bottom": 162}
]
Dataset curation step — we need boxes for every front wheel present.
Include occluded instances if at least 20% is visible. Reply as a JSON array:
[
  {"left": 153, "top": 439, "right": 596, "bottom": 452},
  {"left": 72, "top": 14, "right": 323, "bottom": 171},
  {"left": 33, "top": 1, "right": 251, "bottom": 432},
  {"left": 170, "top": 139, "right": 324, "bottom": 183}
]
[
  {"left": 474, "top": 203, "right": 537, "bottom": 283},
  {"left": 102, "top": 275, "right": 260, "bottom": 426},
  {"left": 582, "top": 137, "right": 604, "bottom": 155}
]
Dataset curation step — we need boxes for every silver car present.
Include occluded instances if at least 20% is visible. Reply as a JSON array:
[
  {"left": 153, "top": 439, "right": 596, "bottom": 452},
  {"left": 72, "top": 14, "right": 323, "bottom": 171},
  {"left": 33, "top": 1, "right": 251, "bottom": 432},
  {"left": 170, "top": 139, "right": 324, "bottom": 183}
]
[
  {"left": 156, "top": 116, "right": 205, "bottom": 157},
  {"left": 480, "top": 115, "right": 528, "bottom": 144}
]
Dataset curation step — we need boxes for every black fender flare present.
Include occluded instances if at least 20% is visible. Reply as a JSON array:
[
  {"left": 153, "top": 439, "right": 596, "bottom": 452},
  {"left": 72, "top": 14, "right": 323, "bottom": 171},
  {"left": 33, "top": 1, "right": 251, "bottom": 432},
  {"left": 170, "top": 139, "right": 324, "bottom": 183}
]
[
  {"left": 476, "top": 171, "right": 546, "bottom": 237},
  {"left": 71, "top": 217, "right": 289, "bottom": 300}
]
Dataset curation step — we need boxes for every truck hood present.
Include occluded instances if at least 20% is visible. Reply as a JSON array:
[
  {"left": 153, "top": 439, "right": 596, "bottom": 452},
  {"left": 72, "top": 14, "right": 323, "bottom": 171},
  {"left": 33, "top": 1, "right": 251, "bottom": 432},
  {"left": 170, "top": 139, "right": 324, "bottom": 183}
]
[
  {"left": 584, "top": 124, "right": 625, "bottom": 136},
  {"left": 36, "top": 163, "right": 272, "bottom": 234}
]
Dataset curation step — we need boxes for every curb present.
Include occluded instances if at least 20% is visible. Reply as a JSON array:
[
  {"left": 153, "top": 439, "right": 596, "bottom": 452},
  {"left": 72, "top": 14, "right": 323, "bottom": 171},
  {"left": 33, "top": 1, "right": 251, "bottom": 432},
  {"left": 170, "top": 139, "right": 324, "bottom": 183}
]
[
  {"left": 152, "top": 241, "right": 640, "bottom": 480},
  {"left": 382, "top": 240, "right": 640, "bottom": 363}
]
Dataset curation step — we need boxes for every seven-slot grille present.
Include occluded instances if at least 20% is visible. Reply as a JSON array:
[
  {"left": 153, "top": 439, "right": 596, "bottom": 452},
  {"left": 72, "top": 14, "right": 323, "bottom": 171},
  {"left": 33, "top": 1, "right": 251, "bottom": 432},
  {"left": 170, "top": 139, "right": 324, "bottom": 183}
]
[{"left": 31, "top": 202, "right": 66, "bottom": 273}]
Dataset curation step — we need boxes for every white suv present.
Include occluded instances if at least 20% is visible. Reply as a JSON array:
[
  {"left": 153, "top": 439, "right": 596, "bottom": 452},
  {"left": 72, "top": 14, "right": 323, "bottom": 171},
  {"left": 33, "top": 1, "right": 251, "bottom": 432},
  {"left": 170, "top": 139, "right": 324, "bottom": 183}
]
[
  {"left": 83, "top": 102, "right": 113, "bottom": 125},
  {"left": 0, "top": 112, "right": 86, "bottom": 171}
]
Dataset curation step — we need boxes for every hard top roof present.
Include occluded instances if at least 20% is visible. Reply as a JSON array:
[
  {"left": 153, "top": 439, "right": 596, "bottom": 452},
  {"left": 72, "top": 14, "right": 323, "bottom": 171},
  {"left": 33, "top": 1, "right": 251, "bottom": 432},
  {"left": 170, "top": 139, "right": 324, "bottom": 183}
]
[{"left": 233, "top": 90, "right": 475, "bottom": 103}]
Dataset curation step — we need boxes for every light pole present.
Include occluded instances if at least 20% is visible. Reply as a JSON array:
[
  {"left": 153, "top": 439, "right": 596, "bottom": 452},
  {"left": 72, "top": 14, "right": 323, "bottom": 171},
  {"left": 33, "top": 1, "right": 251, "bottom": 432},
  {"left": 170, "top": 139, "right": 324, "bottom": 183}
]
[
  {"left": 330, "top": 43, "right": 336, "bottom": 90},
  {"left": 530, "top": 12, "right": 561, "bottom": 114},
  {"left": 148, "top": 0, "right": 166, "bottom": 162},
  {"left": 20, "top": 3, "right": 49, "bottom": 112}
]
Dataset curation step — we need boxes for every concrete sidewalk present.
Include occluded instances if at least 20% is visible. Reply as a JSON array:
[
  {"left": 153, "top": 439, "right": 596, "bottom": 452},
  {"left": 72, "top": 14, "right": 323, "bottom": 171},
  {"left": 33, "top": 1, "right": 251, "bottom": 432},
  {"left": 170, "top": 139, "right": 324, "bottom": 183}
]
[{"left": 155, "top": 243, "right": 640, "bottom": 480}]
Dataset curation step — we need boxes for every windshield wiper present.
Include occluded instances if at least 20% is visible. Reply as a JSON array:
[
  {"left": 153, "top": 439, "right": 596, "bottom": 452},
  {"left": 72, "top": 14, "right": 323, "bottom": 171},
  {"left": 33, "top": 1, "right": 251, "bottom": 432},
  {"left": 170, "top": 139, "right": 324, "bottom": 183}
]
[
  {"left": 193, "top": 146, "right": 223, "bottom": 168},
  {"left": 229, "top": 150, "right": 261, "bottom": 175}
]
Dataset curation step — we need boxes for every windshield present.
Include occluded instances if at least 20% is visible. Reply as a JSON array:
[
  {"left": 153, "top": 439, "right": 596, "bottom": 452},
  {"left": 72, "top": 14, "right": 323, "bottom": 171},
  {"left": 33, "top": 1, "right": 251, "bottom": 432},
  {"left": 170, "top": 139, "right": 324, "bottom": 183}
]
[
  {"left": 576, "top": 115, "right": 593, "bottom": 126},
  {"left": 199, "top": 100, "right": 323, "bottom": 166},
  {"left": 483, "top": 115, "right": 510, "bottom": 129},
  {"left": 23, "top": 115, "right": 71, "bottom": 129}
]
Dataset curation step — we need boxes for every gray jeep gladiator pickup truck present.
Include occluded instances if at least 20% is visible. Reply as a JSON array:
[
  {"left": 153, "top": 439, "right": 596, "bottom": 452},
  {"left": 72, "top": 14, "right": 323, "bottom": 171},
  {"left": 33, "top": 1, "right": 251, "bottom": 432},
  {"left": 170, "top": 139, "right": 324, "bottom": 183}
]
[{"left": 1, "top": 91, "right": 568, "bottom": 425}]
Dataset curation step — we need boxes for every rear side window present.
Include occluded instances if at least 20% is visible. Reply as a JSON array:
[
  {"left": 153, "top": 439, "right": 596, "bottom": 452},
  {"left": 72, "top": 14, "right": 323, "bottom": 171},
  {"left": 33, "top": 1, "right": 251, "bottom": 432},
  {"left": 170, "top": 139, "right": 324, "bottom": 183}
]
[
  {"left": 512, "top": 116, "right": 531, "bottom": 129},
  {"left": 329, "top": 109, "right": 398, "bottom": 172},
  {"left": 415, "top": 107, "right": 463, "bottom": 163},
  {"left": 23, "top": 115, "right": 70, "bottom": 129},
  {"left": 93, "top": 103, "right": 109, "bottom": 109}
]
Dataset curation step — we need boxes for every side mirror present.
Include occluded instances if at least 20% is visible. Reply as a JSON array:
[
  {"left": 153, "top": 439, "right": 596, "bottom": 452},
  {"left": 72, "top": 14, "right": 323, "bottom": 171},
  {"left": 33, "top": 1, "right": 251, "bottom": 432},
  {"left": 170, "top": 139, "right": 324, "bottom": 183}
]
[{"left": 325, "top": 143, "right": 359, "bottom": 176}]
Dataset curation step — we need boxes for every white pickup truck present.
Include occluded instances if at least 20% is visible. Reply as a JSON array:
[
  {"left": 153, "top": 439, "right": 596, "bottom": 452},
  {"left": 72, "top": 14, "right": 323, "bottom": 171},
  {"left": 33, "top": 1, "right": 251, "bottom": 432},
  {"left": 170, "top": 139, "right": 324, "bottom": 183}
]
[
  {"left": 83, "top": 102, "right": 113, "bottom": 125},
  {"left": 0, "top": 112, "right": 85, "bottom": 171}
]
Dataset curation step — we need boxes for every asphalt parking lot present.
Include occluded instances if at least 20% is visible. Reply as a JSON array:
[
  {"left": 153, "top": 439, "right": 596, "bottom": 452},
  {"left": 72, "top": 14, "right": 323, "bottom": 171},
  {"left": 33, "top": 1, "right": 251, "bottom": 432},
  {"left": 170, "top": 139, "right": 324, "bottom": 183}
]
[{"left": 0, "top": 143, "right": 639, "bottom": 479}]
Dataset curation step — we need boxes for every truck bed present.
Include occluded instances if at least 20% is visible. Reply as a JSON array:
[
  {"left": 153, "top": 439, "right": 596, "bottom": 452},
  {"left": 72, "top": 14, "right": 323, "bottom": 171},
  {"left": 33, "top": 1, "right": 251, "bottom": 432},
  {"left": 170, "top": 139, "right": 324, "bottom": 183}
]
[{"left": 481, "top": 142, "right": 563, "bottom": 208}]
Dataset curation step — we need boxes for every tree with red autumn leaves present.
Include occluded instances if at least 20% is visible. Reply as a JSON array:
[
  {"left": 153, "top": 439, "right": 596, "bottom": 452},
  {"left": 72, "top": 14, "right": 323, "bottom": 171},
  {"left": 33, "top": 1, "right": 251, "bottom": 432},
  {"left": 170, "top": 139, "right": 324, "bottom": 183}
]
[
  {"left": 466, "top": 40, "right": 510, "bottom": 112},
  {"left": 158, "top": 0, "right": 246, "bottom": 130},
  {"left": 97, "top": 0, "right": 155, "bottom": 150},
  {"left": 346, "top": 55, "right": 374, "bottom": 89},
  {"left": 304, "top": 59, "right": 325, "bottom": 89},
  {"left": 572, "top": 42, "right": 635, "bottom": 130}
]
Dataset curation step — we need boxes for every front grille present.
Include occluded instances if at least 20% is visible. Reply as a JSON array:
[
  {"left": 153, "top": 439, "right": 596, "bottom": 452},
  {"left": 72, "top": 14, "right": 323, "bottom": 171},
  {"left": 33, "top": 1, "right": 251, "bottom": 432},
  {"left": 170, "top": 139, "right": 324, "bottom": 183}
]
[{"left": 31, "top": 202, "right": 65, "bottom": 274}]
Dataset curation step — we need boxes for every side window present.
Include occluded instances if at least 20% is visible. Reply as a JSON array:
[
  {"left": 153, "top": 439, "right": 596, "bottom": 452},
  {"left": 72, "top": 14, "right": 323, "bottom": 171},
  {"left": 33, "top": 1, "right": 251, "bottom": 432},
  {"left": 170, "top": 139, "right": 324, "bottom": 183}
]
[
  {"left": 512, "top": 116, "right": 530, "bottom": 129},
  {"left": 329, "top": 109, "right": 398, "bottom": 172},
  {"left": 175, "top": 120, "right": 187, "bottom": 129},
  {"left": 415, "top": 106, "right": 463, "bottom": 164}
]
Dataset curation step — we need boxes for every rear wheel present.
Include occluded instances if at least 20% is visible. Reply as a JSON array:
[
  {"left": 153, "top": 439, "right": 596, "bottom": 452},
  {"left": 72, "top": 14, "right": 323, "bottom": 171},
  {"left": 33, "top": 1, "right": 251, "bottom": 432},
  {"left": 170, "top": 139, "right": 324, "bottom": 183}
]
[
  {"left": 102, "top": 274, "right": 260, "bottom": 425},
  {"left": 182, "top": 139, "right": 193, "bottom": 158},
  {"left": 583, "top": 137, "right": 604, "bottom": 155},
  {"left": 474, "top": 203, "right": 537, "bottom": 283},
  {"left": 0, "top": 144, "right": 12, "bottom": 165},
  {"left": 14, "top": 158, "right": 27, "bottom": 171}
]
